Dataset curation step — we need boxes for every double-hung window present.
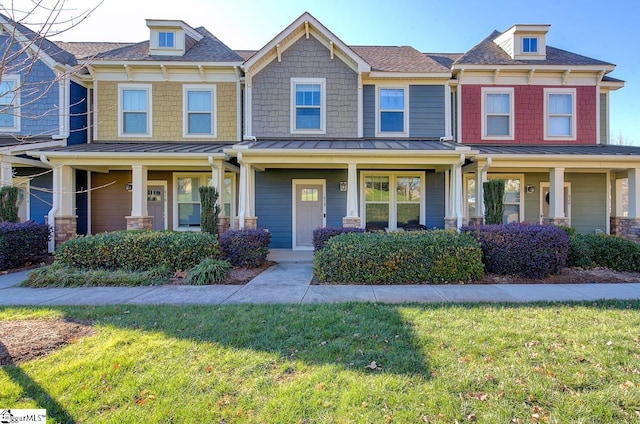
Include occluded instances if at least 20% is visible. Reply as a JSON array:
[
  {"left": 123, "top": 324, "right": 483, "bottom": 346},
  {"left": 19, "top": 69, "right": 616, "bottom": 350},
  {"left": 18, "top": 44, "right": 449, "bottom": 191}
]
[
  {"left": 464, "top": 175, "right": 522, "bottom": 224},
  {"left": 482, "top": 87, "right": 514, "bottom": 140},
  {"left": 0, "top": 75, "right": 20, "bottom": 131},
  {"left": 290, "top": 78, "right": 325, "bottom": 134},
  {"left": 175, "top": 173, "right": 235, "bottom": 230},
  {"left": 378, "top": 87, "right": 407, "bottom": 135},
  {"left": 119, "top": 84, "right": 151, "bottom": 136},
  {"left": 544, "top": 88, "right": 576, "bottom": 140},
  {"left": 183, "top": 85, "right": 216, "bottom": 137},
  {"left": 159, "top": 31, "right": 175, "bottom": 48},
  {"left": 363, "top": 173, "right": 423, "bottom": 231}
]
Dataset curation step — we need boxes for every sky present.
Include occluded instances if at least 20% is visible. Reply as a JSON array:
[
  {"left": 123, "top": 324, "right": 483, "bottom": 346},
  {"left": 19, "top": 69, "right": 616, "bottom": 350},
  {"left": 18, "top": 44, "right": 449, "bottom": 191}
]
[{"left": 21, "top": 0, "right": 640, "bottom": 144}]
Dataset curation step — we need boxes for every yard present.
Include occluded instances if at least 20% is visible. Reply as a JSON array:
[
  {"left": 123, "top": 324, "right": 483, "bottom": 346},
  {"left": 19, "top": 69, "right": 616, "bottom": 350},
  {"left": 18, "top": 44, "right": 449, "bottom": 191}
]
[{"left": 1, "top": 302, "right": 640, "bottom": 423}]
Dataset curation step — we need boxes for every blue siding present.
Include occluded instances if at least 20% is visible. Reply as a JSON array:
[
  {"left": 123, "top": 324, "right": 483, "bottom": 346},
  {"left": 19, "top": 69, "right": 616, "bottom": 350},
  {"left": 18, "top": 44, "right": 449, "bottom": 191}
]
[
  {"left": 425, "top": 171, "right": 445, "bottom": 229},
  {"left": 256, "top": 169, "right": 348, "bottom": 248},
  {"left": 409, "top": 85, "right": 445, "bottom": 138},
  {"left": 15, "top": 168, "right": 52, "bottom": 224},
  {"left": 68, "top": 81, "right": 88, "bottom": 145},
  {"left": 363, "top": 85, "right": 375, "bottom": 137}
]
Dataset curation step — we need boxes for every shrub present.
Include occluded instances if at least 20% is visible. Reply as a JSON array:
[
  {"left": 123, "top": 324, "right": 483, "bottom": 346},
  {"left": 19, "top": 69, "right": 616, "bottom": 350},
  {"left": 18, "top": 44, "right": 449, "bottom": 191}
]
[
  {"left": 313, "top": 226, "right": 365, "bottom": 251},
  {"left": 220, "top": 229, "right": 271, "bottom": 268},
  {"left": 0, "top": 221, "right": 50, "bottom": 271},
  {"left": 185, "top": 258, "right": 232, "bottom": 285},
  {"left": 23, "top": 262, "right": 171, "bottom": 287},
  {"left": 199, "top": 186, "right": 221, "bottom": 235},
  {"left": 462, "top": 223, "right": 569, "bottom": 278},
  {"left": 314, "top": 230, "right": 484, "bottom": 284},
  {"left": 483, "top": 179, "right": 505, "bottom": 225},
  {"left": 567, "top": 233, "right": 640, "bottom": 272},
  {"left": 0, "top": 186, "right": 20, "bottom": 222},
  {"left": 55, "top": 230, "right": 219, "bottom": 271}
]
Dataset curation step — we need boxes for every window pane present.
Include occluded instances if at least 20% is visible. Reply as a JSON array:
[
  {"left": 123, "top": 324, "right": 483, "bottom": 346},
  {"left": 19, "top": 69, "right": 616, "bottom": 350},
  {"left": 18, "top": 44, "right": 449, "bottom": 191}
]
[
  {"left": 295, "top": 84, "right": 320, "bottom": 106},
  {"left": 188, "top": 91, "right": 211, "bottom": 112},
  {"left": 365, "top": 176, "right": 389, "bottom": 202},
  {"left": 549, "top": 94, "right": 572, "bottom": 114},
  {"left": 504, "top": 204, "right": 519, "bottom": 224},
  {"left": 301, "top": 188, "right": 318, "bottom": 202},
  {"left": 486, "top": 93, "right": 509, "bottom": 114},
  {"left": 188, "top": 113, "right": 212, "bottom": 134},
  {"left": 123, "top": 90, "right": 146, "bottom": 111},
  {"left": 177, "top": 177, "right": 200, "bottom": 202},
  {"left": 530, "top": 38, "right": 538, "bottom": 52},
  {"left": 381, "top": 111, "right": 404, "bottom": 132},
  {"left": 380, "top": 89, "right": 404, "bottom": 110},
  {"left": 396, "top": 177, "right": 421, "bottom": 202},
  {"left": 397, "top": 204, "right": 420, "bottom": 228},
  {"left": 548, "top": 116, "right": 571, "bottom": 136},
  {"left": 296, "top": 108, "right": 320, "bottom": 129},
  {"left": 159, "top": 32, "right": 174, "bottom": 48},
  {"left": 0, "top": 80, "right": 15, "bottom": 105},
  {"left": 178, "top": 203, "right": 201, "bottom": 226},
  {"left": 123, "top": 112, "right": 147, "bottom": 133},
  {"left": 467, "top": 179, "right": 476, "bottom": 218},
  {"left": 0, "top": 113, "right": 14, "bottom": 127},
  {"left": 504, "top": 179, "right": 521, "bottom": 203},
  {"left": 366, "top": 204, "right": 389, "bottom": 230},
  {"left": 487, "top": 116, "right": 509, "bottom": 136}
]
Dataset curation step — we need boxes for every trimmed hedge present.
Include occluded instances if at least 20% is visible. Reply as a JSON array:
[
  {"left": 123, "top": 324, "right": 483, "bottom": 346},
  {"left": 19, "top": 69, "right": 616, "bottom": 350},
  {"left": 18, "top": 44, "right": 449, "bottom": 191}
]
[
  {"left": 462, "top": 223, "right": 569, "bottom": 278},
  {"left": 55, "top": 230, "right": 220, "bottom": 271},
  {"left": 0, "top": 221, "right": 50, "bottom": 271},
  {"left": 567, "top": 233, "right": 640, "bottom": 272},
  {"left": 314, "top": 230, "right": 484, "bottom": 284},
  {"left": 313, "top": 226, "right": 365, "bottom": 251},
  {"left": 220, "top": 229, "right": 271, "bottom": 268}
]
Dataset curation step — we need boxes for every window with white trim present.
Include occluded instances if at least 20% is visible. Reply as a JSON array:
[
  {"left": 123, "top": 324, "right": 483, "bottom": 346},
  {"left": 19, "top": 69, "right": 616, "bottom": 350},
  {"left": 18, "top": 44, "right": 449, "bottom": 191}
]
[
  {"left": 363, "top": 173, "right": 423, "bottom": 231},
  {"left": 159, "top": 31, "right": 175, "bottom": 48},
  {"left": 544, "top": 88, "right": 576, "bottom": 140},
  {"left": 175, "top": 173, "right": 235, "bottom": 229},
  {"left": 481, "top": 87, "right": 514, "bottom": 140},
  {"left": 464, "top": 175, "right": 522, "bottom": 223},
  {"left": 0, "top": 75, "right": 20, "bottom": 131},
  {"left": 377, "top": 87, "right": 407, "bottom": 135},
  {"left": 522, "top": 37, "right": 538, "bottom": 53},
  {"left": 290, "top": 78, "right": 325, "bottom": 134},
  {"left": 119, "top": 84, "right": 151, "bottom": 136},
  {"left": 183, "top": 85, "right": 216, "bottom": 137}
]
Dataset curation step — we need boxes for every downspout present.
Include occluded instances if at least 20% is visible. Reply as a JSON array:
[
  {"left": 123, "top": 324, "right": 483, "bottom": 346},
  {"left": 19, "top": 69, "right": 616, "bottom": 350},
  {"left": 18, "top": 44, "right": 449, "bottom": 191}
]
[{"left": 40, "top": 155, "right": 56, "bottom": 253}]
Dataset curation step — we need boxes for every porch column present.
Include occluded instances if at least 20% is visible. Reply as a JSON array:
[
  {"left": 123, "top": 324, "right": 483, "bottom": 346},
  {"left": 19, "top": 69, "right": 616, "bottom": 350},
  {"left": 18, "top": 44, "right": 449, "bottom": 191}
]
[
  {"left": 210, "top": 159, "right": 229, "bottom": 234},
  {"left": 0, "top": 159, "right": 12, "bottom": 186},
  {"left": 126, "top": 165, "right": 152, "bottom": 230},
  {"left": 52, "top": 164, "right": 77, "bottom": 248},
  {"left": 445, "top": 157, "right": 464, "bottom": 230},
  {"left": 620, "top": 168, "right": 640, "bottom": 242},
  {"left": 236, "top": 154, "right": 257, "bottom": 230},
  {"left": 545, "top": 167, "right": 569, "bottom": 227},
  {"left": 610, "top": 177, "right": 624, "bottom": 235},
  {"left": 470, "top": 160, "right": 489, "bottom": 226},
  {"left": 343, "top": 163, "right": 361, "bottom": 228}
]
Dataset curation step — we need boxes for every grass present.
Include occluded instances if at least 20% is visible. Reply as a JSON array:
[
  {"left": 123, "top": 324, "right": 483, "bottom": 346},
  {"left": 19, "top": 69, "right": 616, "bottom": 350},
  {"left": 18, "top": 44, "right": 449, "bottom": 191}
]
[{"left": 2, "top": 302, "right": 640, "bottom": 423}]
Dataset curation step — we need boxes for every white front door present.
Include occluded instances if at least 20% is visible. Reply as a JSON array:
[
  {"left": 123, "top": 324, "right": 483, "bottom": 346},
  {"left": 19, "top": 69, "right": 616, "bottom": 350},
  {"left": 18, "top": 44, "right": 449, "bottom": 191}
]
[
  {"left": 293, "top": 179, "right": 326, "bottom": 249},
  {"left": 540, "top": 182, "right": 571, "bottom": 225},
  {"left": 147, "top": 182, "right": 167, "bottom": 230}
]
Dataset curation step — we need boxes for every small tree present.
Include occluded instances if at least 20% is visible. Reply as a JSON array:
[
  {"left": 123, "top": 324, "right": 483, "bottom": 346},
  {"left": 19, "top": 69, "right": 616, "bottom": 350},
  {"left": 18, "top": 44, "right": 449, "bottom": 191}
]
[
  {"left": 199, "top": 186, "right": 221, "bottom": 235},
  {"left": 483, "top": 179, "right": 505, "bottom": 225},
  {"left": 0, "top": 186, "right": 20, "bottom": 222}
]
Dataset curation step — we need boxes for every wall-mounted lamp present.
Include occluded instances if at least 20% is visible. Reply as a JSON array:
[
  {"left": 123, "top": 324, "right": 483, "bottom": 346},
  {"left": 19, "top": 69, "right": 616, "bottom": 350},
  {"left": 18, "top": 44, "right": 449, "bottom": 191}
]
[
  {"left": 526, "top": 184, "right": 535, "bottom": 194},
  {"left": 339, "top": 181, "right": 348, "bottom": 192},
  {"left": 125, "top": 183, "right": 133, "bottom": 192}
]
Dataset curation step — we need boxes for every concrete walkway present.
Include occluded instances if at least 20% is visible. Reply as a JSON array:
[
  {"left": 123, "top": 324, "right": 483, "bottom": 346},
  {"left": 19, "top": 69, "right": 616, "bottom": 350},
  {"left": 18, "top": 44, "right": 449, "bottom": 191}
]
[{"left": 1, "top": 250, "right": 640, "bottom": 306}]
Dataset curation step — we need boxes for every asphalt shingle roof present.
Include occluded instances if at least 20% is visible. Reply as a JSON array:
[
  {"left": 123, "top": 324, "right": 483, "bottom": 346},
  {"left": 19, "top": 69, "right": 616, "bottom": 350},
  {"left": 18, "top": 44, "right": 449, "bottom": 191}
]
[
  {"left": 54, "top": 41, "right": 134, "bottom": 59},
  {"left": 350, "top": 46, "right": 451, "bottom": 73}
]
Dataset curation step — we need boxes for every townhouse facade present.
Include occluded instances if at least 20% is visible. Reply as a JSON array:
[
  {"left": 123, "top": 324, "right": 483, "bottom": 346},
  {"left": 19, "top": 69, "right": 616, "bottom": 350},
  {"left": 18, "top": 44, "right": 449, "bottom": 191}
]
[{"left": 2, "top": 12, "right": 639, "bottom": 249}]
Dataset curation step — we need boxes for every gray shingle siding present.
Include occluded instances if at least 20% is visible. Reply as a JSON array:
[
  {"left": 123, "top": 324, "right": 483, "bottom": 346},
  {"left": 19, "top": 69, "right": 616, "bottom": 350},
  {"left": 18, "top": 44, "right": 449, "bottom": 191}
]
[
  {"left": 251, "top": 36, "right": 358, "bottom": 138},
  {"left": 409, "top": 85, "right": 445, "bottom": 138},
  {"left": 363, "top": 85, "right": 375, "bottom": 137}
]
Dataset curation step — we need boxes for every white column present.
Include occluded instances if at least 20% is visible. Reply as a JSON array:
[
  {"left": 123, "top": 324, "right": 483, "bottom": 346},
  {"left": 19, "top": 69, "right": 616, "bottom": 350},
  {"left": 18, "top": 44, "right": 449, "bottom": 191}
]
[
  {"left": 210, "top": 160, "right": 225, "bottom": 217},
  {"left": 54, "top": 165, "right": 75, "bottom": 217},
  {"left": 238, "top": 157, "right": 247, "bottom": 229},
  {"left": 453, "top": 162, "right": 463, "bottom": 228},
  {"left": 346, "top": 163, "right": 359, "bottom": 217},
  {"left": 474, "top": 167, "right": 486, "bottom": 221},
  {"left": 549, "top": 168, "right": 565, "bottom": 218},
  {"left": 247, "top": 166, "right": 255, "bottom": 217},
  {"left": 628, "top": 168, "right": 640, "bottom": 218},
  {"left": 130, "top": 165, "right": 148, "bottom": 217},
  {"left": 0, "top": 160, "right": 13, "bottom": 186}
]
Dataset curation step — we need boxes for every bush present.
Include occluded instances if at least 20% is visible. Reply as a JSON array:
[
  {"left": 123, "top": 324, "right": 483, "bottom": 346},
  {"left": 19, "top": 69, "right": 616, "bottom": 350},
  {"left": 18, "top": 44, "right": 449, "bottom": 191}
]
[
  {"left": 220, "top": 229, "right": 271, "bottom": 268},
  {"left": 0, "top": 221, "right": 50, "bottom": 271},
  {"left": 0, "top": 186, "right": 20, "bottom": 222},
  {"left": 199, "top": 186, "right": 220, "bottom": 235},
  {"left": 567, "top": 233, "right": 640, "bottom": 272},
  {"left": 22, "top": 262, "right": 171, "bottom": 287},
  {"left": 314, "top": 230, "right": 484, "bottom": 284},
  {"left": 313, "top": 227, "right": 365, "bottom": 251},
  {"left": 185, "top": 258, "right": 232, "bottom": 285},
  {"left": 55, "top": 230, "right": 220, "bottom": 271},
  {"left": 462, "top": 223, "right": 569, "bottom": 278}
]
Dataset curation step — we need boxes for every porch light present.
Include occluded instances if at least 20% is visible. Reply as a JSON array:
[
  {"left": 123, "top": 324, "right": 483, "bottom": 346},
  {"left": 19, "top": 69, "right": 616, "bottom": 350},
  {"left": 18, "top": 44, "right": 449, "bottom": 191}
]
[
  {"left": 339, "top": 181, "right": 348, "bottom": 192},
  {"left": 526, "top": 184, "right": 535, "bottom": 194},
  {"left": 125, "top": 183, "right": 133, "bottom": 192}
]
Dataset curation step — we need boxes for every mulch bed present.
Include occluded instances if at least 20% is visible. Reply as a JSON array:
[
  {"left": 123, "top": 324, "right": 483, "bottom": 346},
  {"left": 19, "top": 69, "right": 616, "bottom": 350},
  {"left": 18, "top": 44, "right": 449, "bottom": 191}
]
[{"left": 169, "top": 261, "right": 275, "bottom": 285}]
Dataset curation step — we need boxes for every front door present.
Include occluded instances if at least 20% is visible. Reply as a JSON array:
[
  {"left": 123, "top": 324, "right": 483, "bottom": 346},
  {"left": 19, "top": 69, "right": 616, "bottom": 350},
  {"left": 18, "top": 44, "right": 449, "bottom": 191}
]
[
  {"left": 294, "top": 180, "right": 325, "bottom": 249},
  {"left": 147, "top": 184, "right": 166, "bottom": 230},
  {"left": 540, "top": 183, "right": 571, "bottom": 225}
]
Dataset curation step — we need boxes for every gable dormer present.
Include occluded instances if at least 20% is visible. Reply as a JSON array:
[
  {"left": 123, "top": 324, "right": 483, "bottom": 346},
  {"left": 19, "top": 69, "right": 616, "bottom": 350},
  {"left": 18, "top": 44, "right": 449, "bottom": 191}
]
[
  {"left": 146, "top": 19, "right": 203, "bottom": 56},
  {"left": 493, "top": 24, "right": 549, "bottom": 61}
]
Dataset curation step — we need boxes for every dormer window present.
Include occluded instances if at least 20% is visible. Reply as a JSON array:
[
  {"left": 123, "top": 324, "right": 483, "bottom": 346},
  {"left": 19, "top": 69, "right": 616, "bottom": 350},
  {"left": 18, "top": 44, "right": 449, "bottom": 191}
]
[
  {"left": 159, "top": 31, "right": 175, "bottom": 48},
  {"left": 523, "top": 37, "right": 538, "bottom": 53}
]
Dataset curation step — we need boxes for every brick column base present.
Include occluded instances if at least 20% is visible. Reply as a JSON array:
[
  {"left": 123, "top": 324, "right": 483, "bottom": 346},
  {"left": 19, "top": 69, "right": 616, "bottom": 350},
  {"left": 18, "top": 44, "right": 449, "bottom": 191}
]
[
  {"left": 126, "top": 216, "right": 153, "bottom": 230},
  {"left": 342, "top": 216, "right": 361, "bottom": 228},
  {"left": 54, "top": 215, "right": 77, "bottom": 247},
  {"left": 217, "top": 216, "right": 230, "bottom": 234},
  {"left": 610, "top": 217, "right": 622, "bottom": 236},
  {"left": 543, "top": 217, "right": 571, "bottom": 227},
  {"left": 444, "top": 217, "right": 458, "bottom": 230},
  {"left": 468, "top": 217, "right": 483, "bottom": 226},
  {"left": 234, "top": 216, "right": 258, "bottom": 230},
  {"left": 619, "top": 217, "right": 640, "bottom": 243}
]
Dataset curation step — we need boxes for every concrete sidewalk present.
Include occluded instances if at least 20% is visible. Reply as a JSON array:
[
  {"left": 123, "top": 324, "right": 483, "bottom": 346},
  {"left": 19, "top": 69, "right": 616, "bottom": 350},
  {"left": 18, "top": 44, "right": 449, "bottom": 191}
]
[{"left": 1, "top": 250, "right": 640, "bottom": 306}]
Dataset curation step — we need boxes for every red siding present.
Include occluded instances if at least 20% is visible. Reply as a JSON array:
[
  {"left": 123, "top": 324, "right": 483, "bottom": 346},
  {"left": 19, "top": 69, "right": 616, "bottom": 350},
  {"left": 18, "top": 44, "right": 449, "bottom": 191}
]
[{"left": 460, "top": 85, "right": 597, "bottom": 145}]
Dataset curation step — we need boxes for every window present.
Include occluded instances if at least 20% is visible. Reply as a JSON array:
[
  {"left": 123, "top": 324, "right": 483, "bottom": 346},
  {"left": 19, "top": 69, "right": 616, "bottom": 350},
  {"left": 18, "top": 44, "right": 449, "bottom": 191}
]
[
  {"left": 378, "top": 87, "right": 407, "bottom": 134},
  {"left": 481, "top": 87, "right": 513, "bottom": 140},
  {"left": 290, "top": 78, "right": 325, "bottom": 134},
  {"left": 301, "top": 188, "right": 319, "bottom": 202},
  {"left": 363, "top": 173, "right": 423, "bottom": 231},
  {"left": 183, "top": 85, "right": 216, "bottom": 137},
  {"left": 544, "top": 88, "right": 576, "bottom": 139},
  {"left": 464, "top": 175, "right": 522, "bottom": 223},
  {"left": 0, "top": 75, "right": 20, "bottom": 131},
  {"left": 522, "top": 37, "right": 538, "bottom": 53},
  {"left": 175, "top": 173, "right": 235, "bottom": 229},
  {"left": 119, "top": 84, "right": 151, "bottom": 136},
  {"left": 159, "top": 31, "right": 175, "bottom": 48}
]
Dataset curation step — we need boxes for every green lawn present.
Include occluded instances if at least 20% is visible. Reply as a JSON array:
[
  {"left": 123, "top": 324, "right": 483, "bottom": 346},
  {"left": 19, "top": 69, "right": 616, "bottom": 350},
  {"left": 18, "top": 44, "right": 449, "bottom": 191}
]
[{"left": 2, "top": 302, "right": 640, "bottom": 423}]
